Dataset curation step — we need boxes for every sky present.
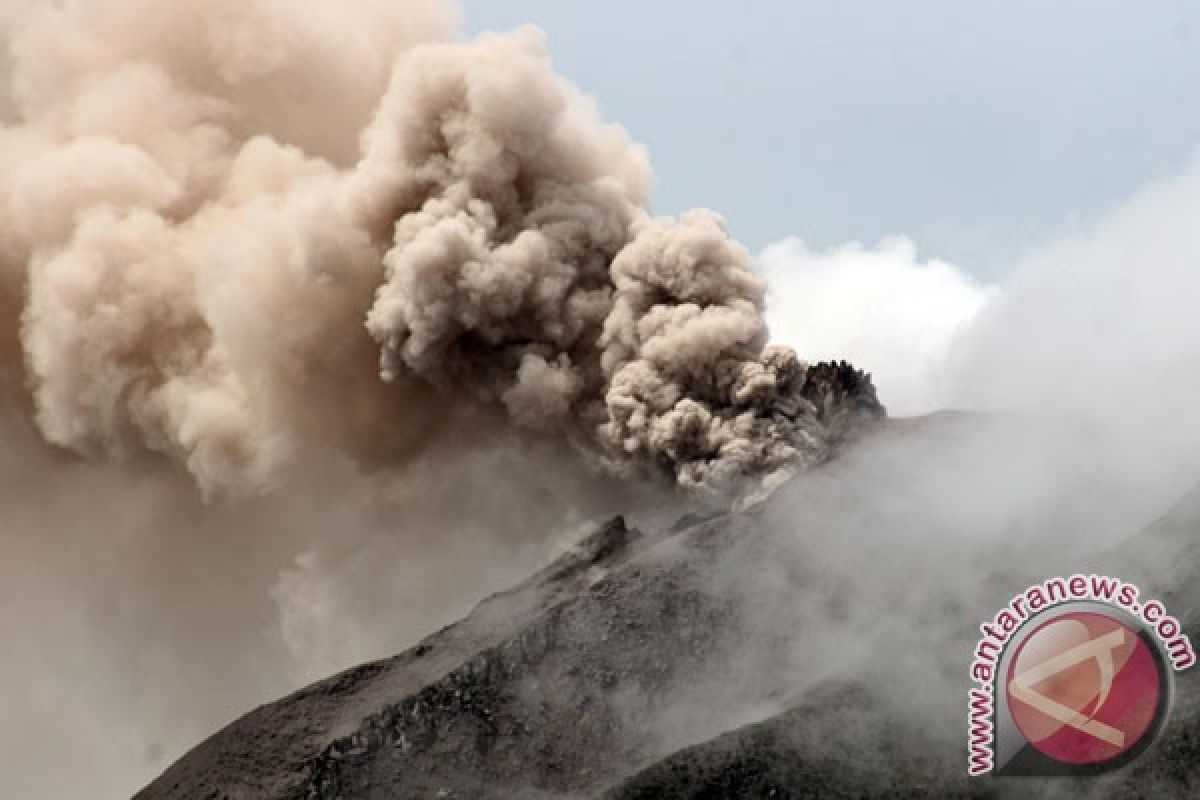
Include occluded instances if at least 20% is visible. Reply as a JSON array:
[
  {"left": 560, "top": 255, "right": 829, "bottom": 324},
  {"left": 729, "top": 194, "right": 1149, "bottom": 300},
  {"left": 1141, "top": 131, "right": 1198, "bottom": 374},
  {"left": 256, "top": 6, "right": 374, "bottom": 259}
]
[{"left": 461, "top": 1, "right": 1200, "bottom": 277}]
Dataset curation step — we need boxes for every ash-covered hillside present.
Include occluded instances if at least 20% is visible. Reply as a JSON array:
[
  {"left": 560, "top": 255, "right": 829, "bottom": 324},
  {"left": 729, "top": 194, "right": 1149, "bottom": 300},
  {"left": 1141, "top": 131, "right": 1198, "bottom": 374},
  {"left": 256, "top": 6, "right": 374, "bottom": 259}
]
[{"left": 138, "top": 414, "right": 1200, "bottom": 800}]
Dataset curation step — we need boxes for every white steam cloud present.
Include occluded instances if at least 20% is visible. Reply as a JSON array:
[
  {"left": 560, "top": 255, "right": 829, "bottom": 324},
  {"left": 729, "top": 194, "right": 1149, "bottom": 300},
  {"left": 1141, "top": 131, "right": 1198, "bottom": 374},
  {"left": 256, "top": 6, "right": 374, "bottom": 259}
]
[
  {"left": 763, "top": 159, "right": 1200, "bottom": 471},
  {"left": 761, "top": 236, "right": 997, "bottom": 415}
]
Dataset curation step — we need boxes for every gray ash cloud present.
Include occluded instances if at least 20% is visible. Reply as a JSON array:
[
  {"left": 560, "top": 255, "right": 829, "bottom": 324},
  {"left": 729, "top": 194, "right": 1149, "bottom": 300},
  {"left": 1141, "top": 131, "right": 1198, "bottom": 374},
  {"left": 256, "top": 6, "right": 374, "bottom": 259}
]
[{"left": 0, "top": 5, "right": 880, "bottom": 499}]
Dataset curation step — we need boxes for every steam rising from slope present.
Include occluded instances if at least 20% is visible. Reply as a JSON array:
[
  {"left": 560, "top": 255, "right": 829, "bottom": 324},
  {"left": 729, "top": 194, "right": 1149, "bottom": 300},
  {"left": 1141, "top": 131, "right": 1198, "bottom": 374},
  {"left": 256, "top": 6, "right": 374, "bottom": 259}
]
[
  {"left": 637, "top": 164, "right": 1200, "bottom": 797},
  {"left": 0, "top": 0, "right": 867, "bottom": 499},
  {"left": 714, "top": 159, "right": 1200, "bottom": 799}
]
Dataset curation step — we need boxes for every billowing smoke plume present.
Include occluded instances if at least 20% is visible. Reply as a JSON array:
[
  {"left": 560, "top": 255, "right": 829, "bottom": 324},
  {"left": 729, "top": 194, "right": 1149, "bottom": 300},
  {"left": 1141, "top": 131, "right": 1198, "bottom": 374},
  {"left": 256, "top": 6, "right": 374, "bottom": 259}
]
[
  {"left": 0, "top": 1, "right": 879, "bottom": 500},
  {"left": 0, "top": 8, "right": 883, "bottom": 794}
]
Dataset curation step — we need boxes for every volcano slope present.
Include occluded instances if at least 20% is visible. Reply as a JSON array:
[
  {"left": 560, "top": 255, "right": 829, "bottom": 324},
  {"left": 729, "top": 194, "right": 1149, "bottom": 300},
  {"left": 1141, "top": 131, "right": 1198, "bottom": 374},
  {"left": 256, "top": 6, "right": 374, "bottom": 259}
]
[{"left": 138, "top": 413, "right": 1200, "bottom": 800}]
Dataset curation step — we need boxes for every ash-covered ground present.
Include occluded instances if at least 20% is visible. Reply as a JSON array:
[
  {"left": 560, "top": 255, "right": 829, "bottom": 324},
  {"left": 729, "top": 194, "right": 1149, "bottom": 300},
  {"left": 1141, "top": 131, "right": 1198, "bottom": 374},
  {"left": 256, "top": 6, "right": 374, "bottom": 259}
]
[{"left": 137, "top": 412, "right": 1200, "bottom": 799}]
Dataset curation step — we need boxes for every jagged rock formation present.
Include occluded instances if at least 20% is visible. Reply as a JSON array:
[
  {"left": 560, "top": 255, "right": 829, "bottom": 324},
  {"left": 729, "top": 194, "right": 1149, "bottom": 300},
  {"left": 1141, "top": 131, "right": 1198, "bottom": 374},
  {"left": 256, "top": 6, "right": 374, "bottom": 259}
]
[
  {"left": 798, "top": 360, "right": 886, "bottom": 449},
  {"left": 138, "top": 421, "right": 1200, "bottom": 800}
]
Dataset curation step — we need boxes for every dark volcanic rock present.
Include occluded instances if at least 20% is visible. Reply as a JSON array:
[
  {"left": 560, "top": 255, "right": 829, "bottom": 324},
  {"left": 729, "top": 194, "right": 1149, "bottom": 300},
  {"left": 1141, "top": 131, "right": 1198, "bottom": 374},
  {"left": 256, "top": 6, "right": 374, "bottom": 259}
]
[
  {"left": 139, "top": 420, "right": 1200, "bottom": 800},
  {"left": 600, "top": 631, "right": 1200, "bottom": 800},
  {"left": 301, "top": 535, "right": 736, "bottom": 798},
  {"left": 800, "top": 359, "right": 887, "bottom": 448},
  {"left": 601, "top": 683, "right": 969, "bottom": 800},
  {"left": 138, "top": 512, "right": 748, "bottom": 800}
]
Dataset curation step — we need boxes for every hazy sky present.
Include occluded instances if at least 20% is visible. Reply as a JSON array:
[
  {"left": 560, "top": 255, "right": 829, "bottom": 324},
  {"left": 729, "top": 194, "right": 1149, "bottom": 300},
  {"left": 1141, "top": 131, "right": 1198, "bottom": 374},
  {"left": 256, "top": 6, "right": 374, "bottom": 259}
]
[{"left": 461, "top": 1, "right": 1200, "bottom": 276}]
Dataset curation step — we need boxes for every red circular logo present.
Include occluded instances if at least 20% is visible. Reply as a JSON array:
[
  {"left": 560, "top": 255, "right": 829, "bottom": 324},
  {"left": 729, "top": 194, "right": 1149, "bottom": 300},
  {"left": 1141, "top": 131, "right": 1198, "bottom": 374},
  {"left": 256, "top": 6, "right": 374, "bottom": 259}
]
[{"left": 1006, "top": 611, "right": 1162, "bottom": 765}]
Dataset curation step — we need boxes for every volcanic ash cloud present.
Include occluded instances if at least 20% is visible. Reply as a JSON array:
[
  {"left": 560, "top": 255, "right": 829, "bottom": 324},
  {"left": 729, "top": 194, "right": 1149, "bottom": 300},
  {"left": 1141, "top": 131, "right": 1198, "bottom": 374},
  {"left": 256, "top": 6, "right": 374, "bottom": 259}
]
[{"left": 0, "top": 2, "right": 881, "bottom": 499}]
